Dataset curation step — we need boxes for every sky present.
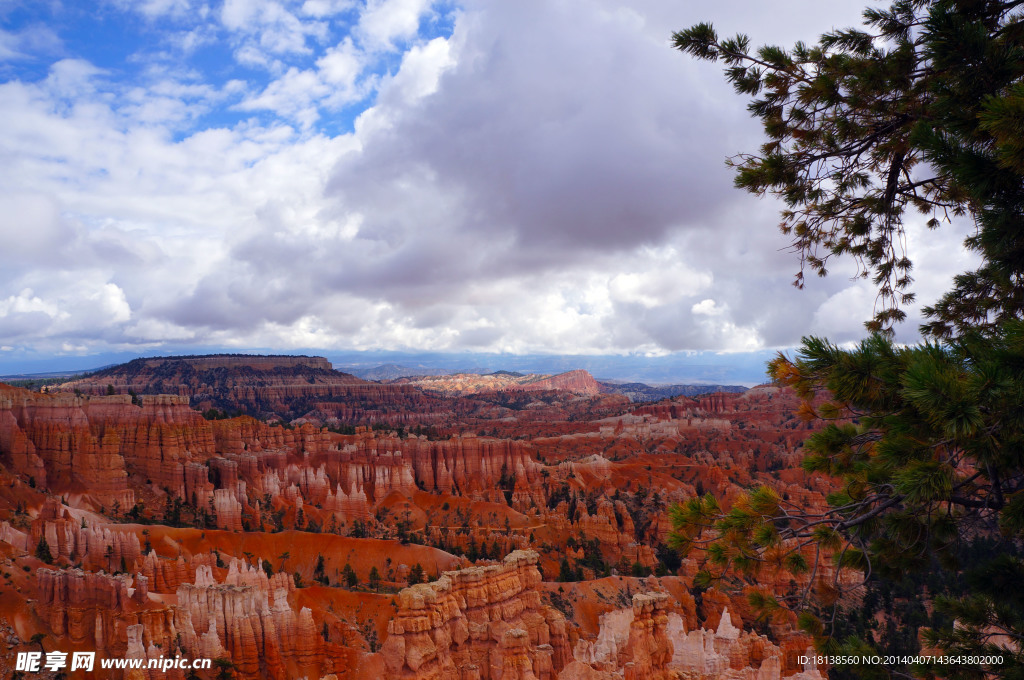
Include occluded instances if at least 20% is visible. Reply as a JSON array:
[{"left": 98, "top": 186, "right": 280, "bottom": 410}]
[{"left": 0, "top": 0, "right": 981, "bottom": 379}]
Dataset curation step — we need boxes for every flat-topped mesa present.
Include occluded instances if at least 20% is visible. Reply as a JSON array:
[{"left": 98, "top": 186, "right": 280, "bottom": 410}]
[
  {"left": 140, "top": 355, "right": 334, "bottom": 372},
  {"left": 380, "top": 550, "right": 571, "bottom": 680}
]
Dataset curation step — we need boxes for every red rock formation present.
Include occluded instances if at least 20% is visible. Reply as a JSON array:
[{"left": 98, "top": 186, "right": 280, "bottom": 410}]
[
  {"left": 0, "top": 520, "right": 29, "bottom": 551},
  {"left": 31, "top": 499, "right": 142, "bottom": 571},
  {"left": 138, "top": 551, "right": 201, "bottom": 593},
  {"left": 571, "top": 593, "right": 673, "bottom": 679},
  {"left": 380, "top": 550, "right": 570, "bottom": 679},
  {"left": 572, "top": 601, "right": 821, "bottom": 680},
  {"left": 213, "top": 488, "right": 243, "bottom": 531},
  {"left": 174, "top": 561, "right": 319, "bottom": 679},
  {"left": 501, "top": 628, "right": 540, "bottom": 680},
  {"left": 664, "top": 606, "right": 823, "bottom": 680},
  {"left": 34, "top": 567, "right": 175, "bottom": 654},
  {"left": 0, "top": 386, "right": 134, "bottom": 506},
  {"left": 511, "top": 370, "right": 601, "bottom": 396},
  {"left": 623, "top": 593, "right": 674, "bottom": 680},
  {"left": 0, "top": 384, "right": 233, "bottom": 506}
]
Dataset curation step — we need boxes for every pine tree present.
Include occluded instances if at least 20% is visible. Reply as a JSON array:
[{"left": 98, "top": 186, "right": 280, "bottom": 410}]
[
  {"left": 342, "top": 563, "right": 358, "bottom": 588},
  {"left": 672, "top": 0, "right": 1024, "bottom": 337},
  {"left": 35, "top": 536, "right": 53, "bottom": 564},
  {"left": 369, "top": 566, "right": 381, "bottom": 591},
  {"left": 408, "top": 563, "right": 425, "bottom": 586},
  {"left": 670, "top": 1, "right": 1024, "bottom": 675}
]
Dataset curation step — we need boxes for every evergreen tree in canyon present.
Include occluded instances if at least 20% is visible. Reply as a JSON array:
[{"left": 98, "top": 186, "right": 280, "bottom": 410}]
[{"left": 670, "top": 1, "right": 1024, "bottom": 676}]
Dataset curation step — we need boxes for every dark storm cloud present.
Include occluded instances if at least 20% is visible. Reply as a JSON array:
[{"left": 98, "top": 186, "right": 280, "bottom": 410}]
[{"left": 328, "top": 1, "right": 742, "bottom": 258}]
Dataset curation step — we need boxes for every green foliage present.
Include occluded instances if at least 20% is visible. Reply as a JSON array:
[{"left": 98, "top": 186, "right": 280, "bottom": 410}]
[
  {"left": 408, "top": 562, "right": 425, "bottom": 586},
  {"left": 368, "top": 566, "right": 381, "bottom": 590},
  {"left": 922, "top": 550, "right": 1024, "bottom": 679},
  {"left": 314, "top": 554, "right": 328, "bottom": 585},
  {"left": 669, "top": 323, "right": 1024, "bottom": 674},
  {"left": 673, "top": 0, "right": 1024, "bottom": 337},
  {"left": 212, "top": 657, "right": 235, "bottom": 680},
  {"left": 35, "top": 536, "right": 53, "bottom": 564},
  {"left": 558, "top": 557, "right": 578, "bottom": 583},
  {"left": 672, "top": 4, "right": 1024, "bottom": 672},
  {"left": 343, "top": 562, "right": 358, "bottom": 588}
]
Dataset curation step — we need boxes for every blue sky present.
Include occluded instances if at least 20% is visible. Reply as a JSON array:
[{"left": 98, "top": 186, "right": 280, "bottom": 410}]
[
  {"left": 2, "top": 0, "right": 457, "bottom": 136},
  {"left": 0, "top": 0, "right": 979, "bottom": 380}
]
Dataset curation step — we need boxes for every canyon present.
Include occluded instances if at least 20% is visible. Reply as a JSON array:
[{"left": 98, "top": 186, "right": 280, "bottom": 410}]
[{"left": 0, "top": 355, "right": 838, "bottom": 679}]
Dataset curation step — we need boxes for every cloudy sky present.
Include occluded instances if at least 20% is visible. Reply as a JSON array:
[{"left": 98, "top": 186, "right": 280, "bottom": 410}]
[{"left": 0, "top": 0, "right": 980, "bottom": 376}]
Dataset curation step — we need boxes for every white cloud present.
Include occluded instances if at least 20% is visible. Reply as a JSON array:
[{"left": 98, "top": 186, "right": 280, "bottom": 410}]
[
  {"left": 221, "top": 0, "right": 327, "bottom": 60},
  {"left": 301, "top": 0, "right": 355, "bottom": 18},
  {"left": 239, "top": 66, "right": 328, "bottom": 123},
  {"left": 238, "top": 37, "right": 376, "bottom": 125},
  {"left": 113, "top": 0, "right": 198, "bottom": 20},
  {"left": 691, "top": 299, "right": 724, "bottom": 316},
  {"left": 357, "top": 0, "right": 433, "bottom": 51},
  {"left": 317, "top": 38, "right": 362, "bottom": 87},
  {"left": 811, "top": 284, "right": 880, "bottom": 340},
  {"left": 381, "top": 35, "right": 452, "bottom": 101},
  {"left": 0, "top": 194, "right": 71, "bottom": 264},
  {"left": 0, "top": 289, "right": 63, "bottom": 319},
  {"left": 43, "top": 59, "right": 106, "bottom": 98},
  {"left": 0, "top": 24, "right": 62, "bottom": 61},
  {"left": 609, "top": 260, "right": 712, "bottom": 309},
  {"left": 91, "top": 283, "right": 133, "bottom": 324}
]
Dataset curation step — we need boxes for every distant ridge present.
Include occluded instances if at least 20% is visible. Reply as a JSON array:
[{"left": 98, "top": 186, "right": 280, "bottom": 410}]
[
  {"left": 598, "top": 381, "right": 747, "bottom": 402},
  {"left": 341, "top": 363, "right": 490, "bottom": 381},
  {"left": 393, "top": 369, "right": 603, "bottom": 396},
  {"left": 354, "top": 368, "right": 745, "bottom": 402},
  {"left": 0, "top": 366, "right": 114, "bottom": 381}
]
